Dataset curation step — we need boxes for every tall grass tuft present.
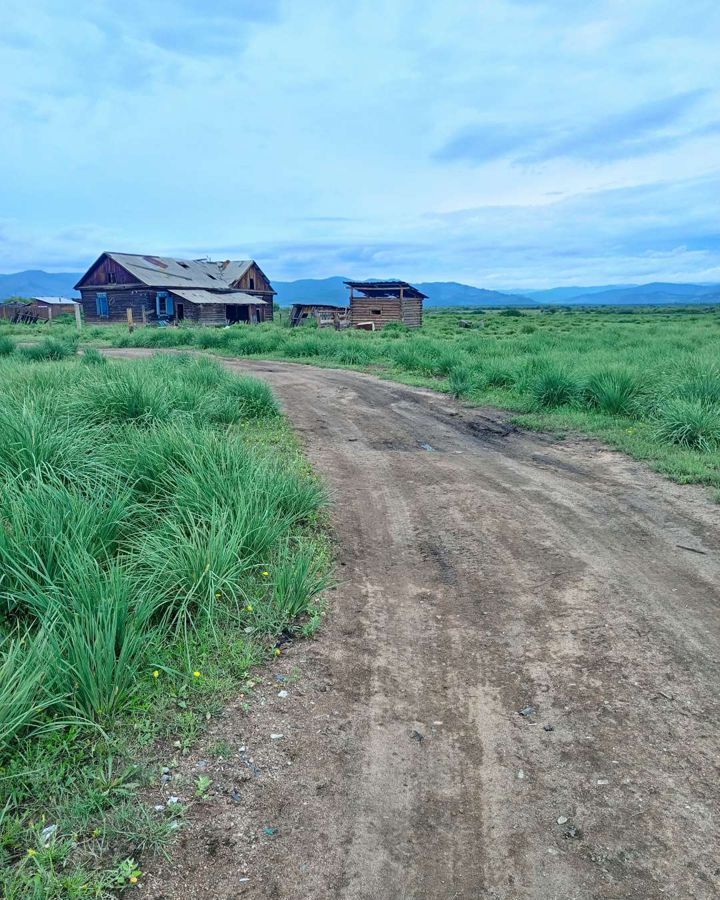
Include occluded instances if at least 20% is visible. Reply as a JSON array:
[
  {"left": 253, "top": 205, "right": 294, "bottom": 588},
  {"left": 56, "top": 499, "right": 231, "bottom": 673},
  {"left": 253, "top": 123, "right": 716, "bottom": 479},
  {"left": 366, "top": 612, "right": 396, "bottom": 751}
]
[
  {"left": 0, "top": 632, "right": 63, "bottom": 756},
  {"left": 20, "top": 336, "right": 77, "bottom": 361},
  {"left": 267, "top": 540, "right": 331, "bottom": 625},
  {"left": 81, "top": 347, "right": 107, "bottom": 366},
  {"left": 75, "top": 367, "right": 174, "bottom": 425},
  {"left": 0, "top": 397, "right": 102, "bottom": 483},
  {"left": 204, "top": 375, "right": 280, "bottom": 422},
  {"left": 0, "top": 335, "right": 15, "bottom": 356},
  {"left": 530, "top": 367, "right": 581, "bottom": 408},
  {"left": 42, "top": 561, "right": 157, "bottom": 720},
  {"left": 448, "top": 365, "right": 474, "bottom": 399},
  {"left": 584, "top": 368, "right": 642, "bottom": 415},
  {"left": 138, "top": 508, "right": 262, "bottom": 636},
  {"left": 654, "top": 398, "right": 720, "bottom": 451},
  {"left": 477, "top": 361, "right": 517, "bottom": 389}
]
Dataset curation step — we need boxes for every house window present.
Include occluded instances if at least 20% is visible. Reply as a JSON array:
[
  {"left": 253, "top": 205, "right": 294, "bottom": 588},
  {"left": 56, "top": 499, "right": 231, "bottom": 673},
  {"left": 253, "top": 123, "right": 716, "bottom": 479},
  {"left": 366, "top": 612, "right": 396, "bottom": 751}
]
[
  {"left": 371, "top": 308, "right": 382, "bottom": 315},
  {"left": 108, "top": 272, "right": 117, "bottom": 284},
  {"left": 249, "top": 277, "right": 255, "bottom": 290},
  {"left": 155, "top": 291, "right": 175, "bottom": 317},
  {"left": 95, "top": 292, "right": 109, "bottom": 317}
]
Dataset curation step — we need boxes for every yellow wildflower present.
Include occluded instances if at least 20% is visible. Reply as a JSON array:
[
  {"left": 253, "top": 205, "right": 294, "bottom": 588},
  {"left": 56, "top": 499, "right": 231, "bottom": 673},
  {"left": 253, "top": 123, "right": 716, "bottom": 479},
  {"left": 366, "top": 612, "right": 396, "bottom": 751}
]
[
  {"left": 27, "top": 849, "right": 37, "bottom": 857},
  {"left": 273, "top": 648, "right": 281, "bottom": 657},
  {"left": 262, "top": 571, "right": 270, "bottom": 577},
  {"left": 193, "top": 671, "right": 201, "bottom": 678},
  {"left": 152, "top": 670, "right": 159, "bottom": 679},
  {"left": 130, "top": 876, "right": 139, "bottom": 884},
  {"left": 245, "top": 603, "right": 254, "bottom": 613}
]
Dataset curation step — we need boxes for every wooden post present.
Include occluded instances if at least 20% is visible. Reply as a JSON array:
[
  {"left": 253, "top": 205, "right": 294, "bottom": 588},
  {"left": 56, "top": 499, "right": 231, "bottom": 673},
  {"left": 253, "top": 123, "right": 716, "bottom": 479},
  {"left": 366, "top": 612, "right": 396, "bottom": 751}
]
[
  {"left": 141, "top": 307, "right": 147, "bottom": 327},
  {"left": 126, "top": 308, "right": 134, "bottom": 332},
  {"left": 74, "top": 303, "right": 82, "bottom": 331},
  {"left": 47, "top": 305, "right": 53, "bottom": 325}
]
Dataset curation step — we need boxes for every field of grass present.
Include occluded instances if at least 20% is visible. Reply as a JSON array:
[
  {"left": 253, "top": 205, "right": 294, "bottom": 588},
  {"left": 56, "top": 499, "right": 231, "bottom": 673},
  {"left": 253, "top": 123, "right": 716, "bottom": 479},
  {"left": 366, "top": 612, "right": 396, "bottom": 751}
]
[
  {"left": 0, "top": 344, "right": 328, "bottom": 897},
  {"left": 3, "top": 305, "right": 719, "bottom": 490}
]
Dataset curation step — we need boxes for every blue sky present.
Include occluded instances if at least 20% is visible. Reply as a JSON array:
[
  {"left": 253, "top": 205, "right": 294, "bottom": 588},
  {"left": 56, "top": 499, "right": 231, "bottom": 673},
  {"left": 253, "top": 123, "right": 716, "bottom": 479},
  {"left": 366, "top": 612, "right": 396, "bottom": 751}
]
[{"left": 1, "top": 0, "right": 719, "bottom": 288}]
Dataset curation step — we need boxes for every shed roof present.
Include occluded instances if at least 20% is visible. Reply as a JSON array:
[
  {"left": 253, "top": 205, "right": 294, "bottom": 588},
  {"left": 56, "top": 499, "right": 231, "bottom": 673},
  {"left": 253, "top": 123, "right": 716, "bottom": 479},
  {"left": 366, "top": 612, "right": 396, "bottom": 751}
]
[
  {"left": 169, "top": 289, "right": 268, "bottom": 306},
  {"left": 290, "top": 303, "right": 348, "bottom": 310},
  {"left": 344, "top": 280, "right": 428, "bottom": 299},
  {"left": 32, "top": 296, "right": 79, "bottom": 305}
]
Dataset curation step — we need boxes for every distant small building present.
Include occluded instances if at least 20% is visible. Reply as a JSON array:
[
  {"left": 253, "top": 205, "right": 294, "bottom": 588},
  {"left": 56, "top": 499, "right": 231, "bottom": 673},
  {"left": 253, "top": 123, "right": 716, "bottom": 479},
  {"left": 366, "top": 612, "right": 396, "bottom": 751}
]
[
  {"left": 346, "top": 280, "right": 426, "bottom": 330},
  {"left": 290, "top": 303, "right": 349, "bottom": 328},
  {"left": 75, "top": 252, "right": 275, "bottom": 326},
  {"left": 30, "top": 297, "right": 80, "bottom": 319},
  {"left": 0, "top": 296, "right": 79, "bottom": 322}
]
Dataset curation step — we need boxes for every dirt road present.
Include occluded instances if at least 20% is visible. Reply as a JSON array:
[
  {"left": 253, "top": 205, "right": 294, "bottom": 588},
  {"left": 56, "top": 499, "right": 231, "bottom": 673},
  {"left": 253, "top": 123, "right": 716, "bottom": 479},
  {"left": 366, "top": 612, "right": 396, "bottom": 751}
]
[{"left": 126, "top": 356, "right": 720, "bottom": 900}]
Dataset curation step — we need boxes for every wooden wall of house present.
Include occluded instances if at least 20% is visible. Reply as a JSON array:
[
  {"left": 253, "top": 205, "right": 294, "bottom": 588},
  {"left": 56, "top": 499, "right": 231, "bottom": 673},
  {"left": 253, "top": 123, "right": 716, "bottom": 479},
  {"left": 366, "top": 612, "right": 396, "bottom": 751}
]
[
  {"left": 80, "top": 289, "right": 272, "bottom": 327},
  {"left": 80, "top": 289, "right": 156, "bottom": 323},
  {"left": 196, "top": 303, "right": 270, "bottom": 325},
  {"left": 350, "top": 297, "right": 402, "bottom": 329},
  {"left": 228, "top": 263, "right": 272, "bottom": 296},
  {"left": 350, "top": 296, "right": 423, "bottom": 329},
  {"left": 400, "top": 297, "right": 423, "bottom": 327},
  {"left": 197, "top": 304, "right": 228, "bottom": 326},
  {"left": 77, "top": 257, "right": 138, "bottom": 287}
]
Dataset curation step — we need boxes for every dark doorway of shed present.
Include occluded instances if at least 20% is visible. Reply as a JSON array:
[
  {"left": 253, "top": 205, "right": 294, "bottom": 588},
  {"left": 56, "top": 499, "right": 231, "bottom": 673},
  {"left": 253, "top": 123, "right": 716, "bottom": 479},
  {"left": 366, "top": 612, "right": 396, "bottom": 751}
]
[
  {"left": 176, "top": 303, "right": 185, "bottom": 321},
  {"left": 226, "top": 305, "right": 249, "bottom": 324}
]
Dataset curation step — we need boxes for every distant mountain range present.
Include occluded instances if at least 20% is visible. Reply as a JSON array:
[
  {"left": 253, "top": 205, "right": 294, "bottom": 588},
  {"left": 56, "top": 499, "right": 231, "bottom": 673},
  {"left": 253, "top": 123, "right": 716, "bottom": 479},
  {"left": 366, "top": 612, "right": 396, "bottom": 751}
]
[
  {"left": 271, "top": 276, "right": 531, "bottom": 307},
  {"left": 0, "top": 269, "right": 82, "bottom": 300},
  {"left": 1, "top": 270, "right": 719, "bottom": 308},
  {"left": 520, "top": 282, "right": 720, "bottom": 305}
]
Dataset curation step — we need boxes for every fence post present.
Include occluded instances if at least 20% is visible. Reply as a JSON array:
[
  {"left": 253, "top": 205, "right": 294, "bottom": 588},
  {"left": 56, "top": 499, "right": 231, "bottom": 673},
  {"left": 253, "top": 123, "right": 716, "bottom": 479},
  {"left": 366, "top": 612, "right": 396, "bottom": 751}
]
[
  {"left": 126, "top": 308, "right": 134, "bottom": 333},
  {"left": 75, "top": 303, "right": 82, "bottom": 331},
  {"left": 141, "top": 307, "right": 147, "bottom": 327}
]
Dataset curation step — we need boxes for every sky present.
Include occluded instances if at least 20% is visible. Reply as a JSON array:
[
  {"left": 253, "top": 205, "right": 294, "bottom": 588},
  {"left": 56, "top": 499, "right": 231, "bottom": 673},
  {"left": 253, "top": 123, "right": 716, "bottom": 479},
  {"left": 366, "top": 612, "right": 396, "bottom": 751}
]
[{"left": 1, "top": 0, "right": 719, "bottom": 288}]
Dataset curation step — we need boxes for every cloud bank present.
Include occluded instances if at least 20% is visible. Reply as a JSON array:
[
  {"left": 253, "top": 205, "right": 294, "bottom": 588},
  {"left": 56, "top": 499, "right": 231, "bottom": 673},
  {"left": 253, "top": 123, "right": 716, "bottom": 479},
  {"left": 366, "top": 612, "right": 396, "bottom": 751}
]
[{"left": 1, "top": 0, "right": 719, "bottom": 287}]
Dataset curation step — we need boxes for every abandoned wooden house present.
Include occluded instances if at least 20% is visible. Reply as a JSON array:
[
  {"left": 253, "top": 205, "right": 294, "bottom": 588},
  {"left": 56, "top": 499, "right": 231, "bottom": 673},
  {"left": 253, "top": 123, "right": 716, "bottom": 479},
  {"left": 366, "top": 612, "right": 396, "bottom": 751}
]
[
  {"left": 75, "top": 253, "right": 275, "bottom": 326},
  {"left": 289, "top": 303, "right": 349, "bottom": 328},
  {"left": 346, "top": 280, "right": 426, "bottom": 330}
]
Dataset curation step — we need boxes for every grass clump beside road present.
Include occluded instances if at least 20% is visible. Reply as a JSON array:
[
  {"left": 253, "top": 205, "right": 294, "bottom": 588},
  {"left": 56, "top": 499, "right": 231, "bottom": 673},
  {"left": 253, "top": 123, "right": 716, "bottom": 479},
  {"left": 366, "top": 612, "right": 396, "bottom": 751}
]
[
  {"left": 0, "top": 349, "right": 328, "bottom": 897},
  {"left": 3, "top": 303, "right": 720, "bottom": 488}
]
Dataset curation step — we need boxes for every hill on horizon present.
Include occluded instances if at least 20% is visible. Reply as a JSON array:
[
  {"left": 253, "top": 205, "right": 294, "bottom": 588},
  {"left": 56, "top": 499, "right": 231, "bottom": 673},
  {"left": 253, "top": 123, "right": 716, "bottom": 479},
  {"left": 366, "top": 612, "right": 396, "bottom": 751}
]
[{"left": 1, "top": 270, "right": 719, "bottom": 308}]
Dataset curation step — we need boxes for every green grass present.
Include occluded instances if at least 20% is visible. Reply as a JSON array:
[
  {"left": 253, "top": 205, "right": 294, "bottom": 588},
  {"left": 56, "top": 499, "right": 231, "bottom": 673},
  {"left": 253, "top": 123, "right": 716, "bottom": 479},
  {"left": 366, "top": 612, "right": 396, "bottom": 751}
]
[
  {"left": 3, "top": 304, "right": 720, "bottom": 488},
  {"left": 0, "top": 351, "right": 328, "bottom": 896}
]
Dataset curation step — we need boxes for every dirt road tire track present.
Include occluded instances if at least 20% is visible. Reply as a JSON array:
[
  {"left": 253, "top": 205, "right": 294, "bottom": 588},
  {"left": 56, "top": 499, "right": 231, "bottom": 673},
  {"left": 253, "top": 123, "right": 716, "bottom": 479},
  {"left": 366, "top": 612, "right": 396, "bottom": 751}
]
[{"left": 107, "top": 352, "right": 720, "bottom": 900}]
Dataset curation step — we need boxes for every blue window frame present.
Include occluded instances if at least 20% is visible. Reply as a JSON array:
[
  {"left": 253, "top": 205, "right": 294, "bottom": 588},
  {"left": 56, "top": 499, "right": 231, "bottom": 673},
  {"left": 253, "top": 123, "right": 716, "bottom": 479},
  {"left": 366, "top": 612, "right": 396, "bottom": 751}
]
[
  {"left": 95, "top": 292, "right": 109, "bottom": 317},
  {"left": 156, "top": 292, "right": 174, "bottom": 317}
]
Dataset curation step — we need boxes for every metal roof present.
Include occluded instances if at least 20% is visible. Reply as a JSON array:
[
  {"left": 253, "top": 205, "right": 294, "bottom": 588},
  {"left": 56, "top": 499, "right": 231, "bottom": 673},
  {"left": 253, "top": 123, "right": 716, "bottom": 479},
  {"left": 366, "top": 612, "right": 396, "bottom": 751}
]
[
  {"left": 32, "top": 296, "right": 79, "bottom": 305},
  {"left": 109, "top": 253, "right": 254, "bottom": 288},
  {"left": 169, "top": 289, "right": 268, "bottom": 306},
  {"left": 344, "top": 280, "right": 428, "bottom": 299},
  {"left": 76, "top": 253, "right": 262, "bottom": 290}
]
